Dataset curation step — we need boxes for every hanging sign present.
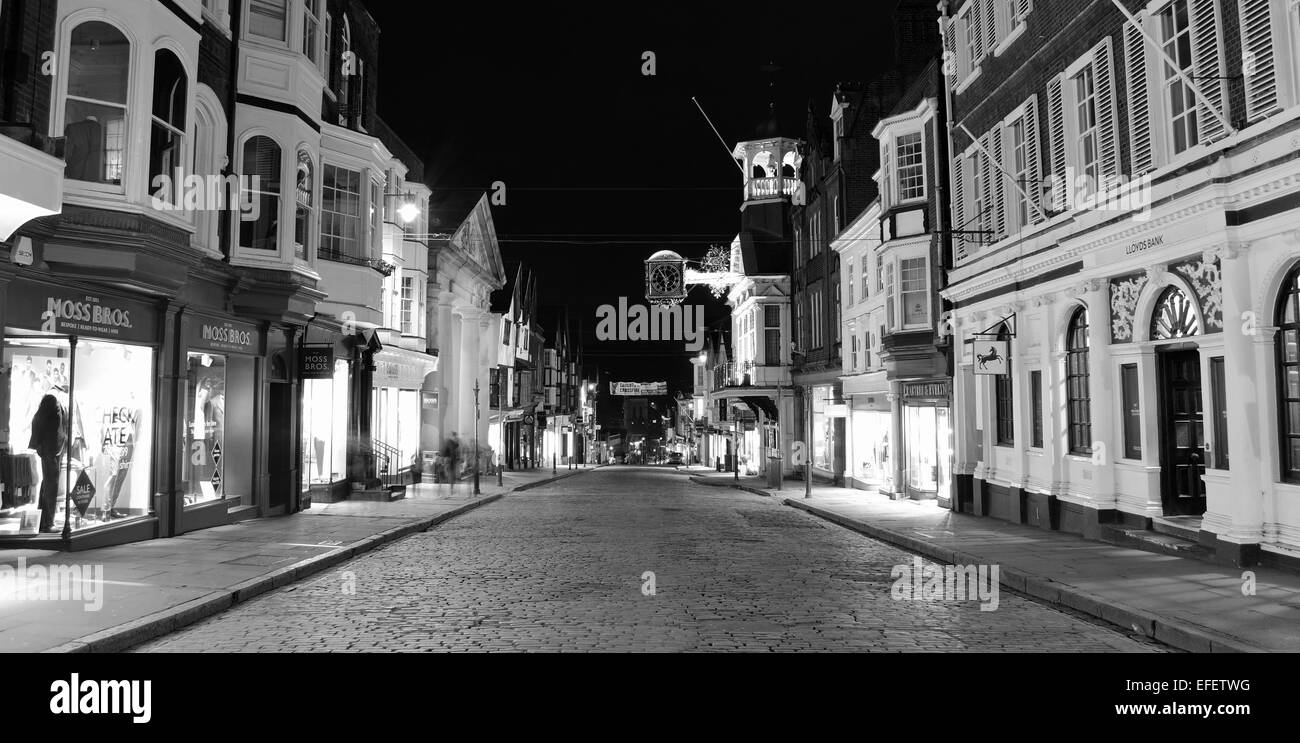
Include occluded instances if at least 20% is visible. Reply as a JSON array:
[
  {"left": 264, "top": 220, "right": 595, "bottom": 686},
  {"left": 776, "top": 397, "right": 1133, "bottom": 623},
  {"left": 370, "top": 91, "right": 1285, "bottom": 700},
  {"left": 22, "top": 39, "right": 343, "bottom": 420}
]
[
  {"left": 972, "top": 340, "right": 1009, "bottom": 376},
  {"left": 210, "top": 469, "right": 222, "bottom": 490},
  {"left": 211, "top": 441, "right": 222, "bottom": 467},
  {"left": 71, "top": 470, "right": 96, "bottom": 517},
  {"left": 300, "top": 346, "right": 335, "bottom": 379},
  {"left": 610, "top": 381, "right": 667, "bottom": 395}
]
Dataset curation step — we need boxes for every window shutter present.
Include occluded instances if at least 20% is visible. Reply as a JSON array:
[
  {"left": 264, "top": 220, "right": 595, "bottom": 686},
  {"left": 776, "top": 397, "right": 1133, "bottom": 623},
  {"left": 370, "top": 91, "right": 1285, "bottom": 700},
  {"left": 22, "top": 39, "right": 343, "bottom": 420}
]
[
  {"left": 1017, "top": 0, "right": 1033, "bottom": 20},
  {"left": 981, "top": 0, "right": 998, "bottom": 55},
  {"left": 1190, "top": 0, "right": 1230, "bottom": 142},
  {"left": 944, "top": 17, "right": 962, "bottom": 87},
  {"left": 1124, "top": 21, "right": 1154, "bottom": 174},
  {"left": 1045, "top": 74, "right": 1066, "bottom": 210},
  {"left": 1238, "top": 0, "right": 1279, "bottom": 123},
  {"left": 988, "top": 127, "right": 1006, "bottom": 239},
  {"left": 1090, "top": 38, "right": 1121, "bottom": 188},
  {"left": 952, "top": 152, "right": 966, "bottom": 260},
  {"left": 970, "top": 1, "right": 985, "bottom": 60},
  {"left": 978, "top": 132, "right": 995, "bottom": 238},
  {"left": 1023, "top": 94, "right": 1043, "bottom": 223}
]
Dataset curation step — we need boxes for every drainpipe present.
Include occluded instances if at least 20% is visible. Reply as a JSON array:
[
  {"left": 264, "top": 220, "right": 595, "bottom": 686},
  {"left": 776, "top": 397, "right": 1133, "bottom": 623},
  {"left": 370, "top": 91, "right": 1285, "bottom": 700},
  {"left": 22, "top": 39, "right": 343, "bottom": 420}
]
[{"left": 221, "top": 3, "right": 244, "bottom": 263}]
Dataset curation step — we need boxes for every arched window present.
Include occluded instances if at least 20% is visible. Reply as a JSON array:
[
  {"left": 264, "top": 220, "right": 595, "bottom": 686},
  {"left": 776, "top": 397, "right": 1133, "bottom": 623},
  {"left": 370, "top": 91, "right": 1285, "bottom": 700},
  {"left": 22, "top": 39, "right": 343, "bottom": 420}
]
[
  {"left": 149, "top": 49, "right": 188, "bottom": 204},
  {"left": 337, "top": 16, "right": 351, "bottom": 106},
  {"left": 995, "top": 324, "right": 1014, "bottom": 446},
  {"left": 1066, "top": 306, "right": 1092, "bottom": 454},
  {"left": 294, "top": 148, "right": 314, "bottom": 259},
  {"left": 239, "top": 136, "right": 281, "bottom": 251},
  {"left": 1151, "top": 285, "right": 1201, "bottom": 339},
  {"left": 1276, "top": 264, "right": 1300, "bottom": 482},
  {"left": 64, "top": 21, "right": 130, "bottom": 184}
]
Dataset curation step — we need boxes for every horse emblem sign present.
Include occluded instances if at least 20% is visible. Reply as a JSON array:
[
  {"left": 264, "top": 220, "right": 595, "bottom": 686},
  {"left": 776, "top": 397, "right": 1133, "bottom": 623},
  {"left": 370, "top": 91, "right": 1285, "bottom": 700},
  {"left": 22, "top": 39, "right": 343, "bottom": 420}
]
[{"left": 973, "top": 340, "right": 1009, "bottom": 376}]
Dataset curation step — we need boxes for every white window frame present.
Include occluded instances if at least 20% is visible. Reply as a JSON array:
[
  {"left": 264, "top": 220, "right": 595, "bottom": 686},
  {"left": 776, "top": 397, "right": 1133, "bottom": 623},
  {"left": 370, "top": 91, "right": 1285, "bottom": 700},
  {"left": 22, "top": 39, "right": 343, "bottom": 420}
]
[
  {"left": 893, "top": 129, "right": 927, "bottom": 204},
  {"left": 201, "top": 0, "right": 233, "bottom": 34},
  {"left": 954, "top": 0, "right": 988, "bottom": 94},
  {"left": 994, "top": 0, "right": 1033, "bottom": 56},
  {"left": 898, "top": 255, "right": 930, "bottom": 329},
  {"left": 245, "top": 0, "right": 290, "bottom": 47},
  {"left": 847, "top": 258, "right": 855, "bottom": 306},
  {"left": 233, "top": 131, "right": 289, "bottom": 262}
]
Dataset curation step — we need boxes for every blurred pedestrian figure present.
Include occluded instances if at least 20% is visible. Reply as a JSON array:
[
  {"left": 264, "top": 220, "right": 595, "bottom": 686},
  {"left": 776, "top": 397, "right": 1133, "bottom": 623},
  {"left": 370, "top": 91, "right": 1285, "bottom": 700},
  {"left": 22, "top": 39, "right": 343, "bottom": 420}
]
[{"left": 441, "top": 432, "right": 461, "bottom": 497}]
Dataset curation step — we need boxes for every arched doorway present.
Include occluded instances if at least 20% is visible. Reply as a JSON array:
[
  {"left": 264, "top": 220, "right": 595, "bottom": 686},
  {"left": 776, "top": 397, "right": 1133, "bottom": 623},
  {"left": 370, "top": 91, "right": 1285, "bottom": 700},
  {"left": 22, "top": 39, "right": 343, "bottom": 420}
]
[{"left": 1151, "top": 285, "right": 1206, "bottom": 516}]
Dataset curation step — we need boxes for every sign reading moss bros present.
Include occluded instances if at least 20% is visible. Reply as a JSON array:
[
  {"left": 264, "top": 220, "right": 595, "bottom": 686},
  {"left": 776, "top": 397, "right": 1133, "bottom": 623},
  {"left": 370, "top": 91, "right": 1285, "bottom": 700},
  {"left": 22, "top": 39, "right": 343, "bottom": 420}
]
[
  {"left": 300, "top": 346, "right": 335, "bottom": 379},
  {"left": 6, "top": 282, "right": 157, "bottom": 343},
  {"left": 188, "top": 317, "right": 261, "bottom": 355}
]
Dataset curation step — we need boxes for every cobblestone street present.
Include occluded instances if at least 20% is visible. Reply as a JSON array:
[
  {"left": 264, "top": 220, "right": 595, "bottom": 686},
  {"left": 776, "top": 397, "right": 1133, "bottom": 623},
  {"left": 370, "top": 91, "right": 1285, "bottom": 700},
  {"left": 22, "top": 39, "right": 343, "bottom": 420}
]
[{"left": 132, "top": 467, "right": 1166, "bottom": 652}]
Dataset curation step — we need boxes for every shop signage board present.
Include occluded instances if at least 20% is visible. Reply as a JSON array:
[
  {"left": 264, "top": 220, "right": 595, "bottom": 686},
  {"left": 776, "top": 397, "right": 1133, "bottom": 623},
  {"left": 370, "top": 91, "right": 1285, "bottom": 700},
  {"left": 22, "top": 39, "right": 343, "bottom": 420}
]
[
  {"left": 7, "top": 281, "right": 157, "bottom": 343},
  {"left": 972, "top": 340, "right": 1009, "bottom": 376},
  {"left": 189, "top": 317, "right": 261, "bottom": 355},
  {"left": 300, "top": 346, "right": 335, "bottom": 379},
  {"left": 903, "top": 380, "right": 952, "bottom": 400}
]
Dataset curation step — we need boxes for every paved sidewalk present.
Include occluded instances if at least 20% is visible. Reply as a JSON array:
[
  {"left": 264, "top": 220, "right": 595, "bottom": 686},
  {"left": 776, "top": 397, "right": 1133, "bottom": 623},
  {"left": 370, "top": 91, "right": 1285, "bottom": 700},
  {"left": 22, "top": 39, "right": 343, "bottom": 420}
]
[
  {"left": 687, "top": 469, "right": 1300, "bottom": 653},
  {"left": 1, "top": 465, "right": 600, "bottom": 653}
]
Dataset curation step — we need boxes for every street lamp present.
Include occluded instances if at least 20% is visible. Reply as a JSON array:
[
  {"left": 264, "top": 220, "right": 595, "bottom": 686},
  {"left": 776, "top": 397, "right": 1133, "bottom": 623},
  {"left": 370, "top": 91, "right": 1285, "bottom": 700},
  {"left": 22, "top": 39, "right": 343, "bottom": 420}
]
[{"left": 473, "top": 378, "right": 481, "bottom": 496}]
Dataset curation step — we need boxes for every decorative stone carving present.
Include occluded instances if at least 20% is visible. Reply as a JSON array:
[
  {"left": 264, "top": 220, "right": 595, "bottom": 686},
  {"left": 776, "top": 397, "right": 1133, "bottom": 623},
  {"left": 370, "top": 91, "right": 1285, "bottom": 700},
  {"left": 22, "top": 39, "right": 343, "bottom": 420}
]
[
  {"left": 1169, "top": 255, "right": 1223, "bottom": 331},
  {"left": 1110, "top": 272, "right": 1149, "bottom": 343}
]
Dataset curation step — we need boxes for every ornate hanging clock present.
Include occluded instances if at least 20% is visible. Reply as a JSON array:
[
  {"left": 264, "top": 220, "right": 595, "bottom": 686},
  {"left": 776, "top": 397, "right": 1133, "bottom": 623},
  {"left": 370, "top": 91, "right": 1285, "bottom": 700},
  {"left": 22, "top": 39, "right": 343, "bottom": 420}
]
[{"left": 644, "top": 250, "right": 687, "bottom": 305}]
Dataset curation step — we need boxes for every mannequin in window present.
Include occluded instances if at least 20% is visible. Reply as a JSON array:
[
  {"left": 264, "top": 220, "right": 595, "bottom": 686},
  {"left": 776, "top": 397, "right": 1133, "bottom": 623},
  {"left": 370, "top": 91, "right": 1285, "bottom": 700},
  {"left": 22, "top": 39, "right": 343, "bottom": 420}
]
[
  {"left": 29, "top": 394, "right": 67, "bottom": 533},
  {"left": 64, "top": 115, "right": 104, "bottom": 182}
]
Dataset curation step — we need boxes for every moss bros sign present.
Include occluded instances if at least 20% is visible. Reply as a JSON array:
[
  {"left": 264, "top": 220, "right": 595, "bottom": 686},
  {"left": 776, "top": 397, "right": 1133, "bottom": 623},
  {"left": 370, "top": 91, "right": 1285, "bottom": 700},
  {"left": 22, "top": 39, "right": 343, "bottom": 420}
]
[
  {"left": 300, "top": 346, "right": 335, "bottom": 379},
  {"left": 188, "top": 318, "right": 261, "bottom": 355},
  {"left": 6, "top": 282, "right": 156, "bottom": 343}
]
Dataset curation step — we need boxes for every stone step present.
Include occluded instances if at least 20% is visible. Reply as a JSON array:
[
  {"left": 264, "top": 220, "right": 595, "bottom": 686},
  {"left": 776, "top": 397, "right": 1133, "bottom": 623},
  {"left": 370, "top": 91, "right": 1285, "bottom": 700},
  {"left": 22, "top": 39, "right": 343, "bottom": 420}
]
[
  {"left": 1151, "top": 516, "right": 1202, "bottom": 542},
  {"left": 1099, "top": 524, "right": 1214, "bottom": 561},
  {"left": 349, "top": 488, "right": 405, "bottom": 502}
]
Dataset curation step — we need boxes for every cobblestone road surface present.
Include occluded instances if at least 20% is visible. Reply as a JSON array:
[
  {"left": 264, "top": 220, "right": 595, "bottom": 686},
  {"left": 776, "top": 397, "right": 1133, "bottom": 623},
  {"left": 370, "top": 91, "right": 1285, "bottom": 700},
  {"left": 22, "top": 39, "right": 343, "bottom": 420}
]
[{"left": 133, "top": 467, "right": 1166, "bottom": 652}]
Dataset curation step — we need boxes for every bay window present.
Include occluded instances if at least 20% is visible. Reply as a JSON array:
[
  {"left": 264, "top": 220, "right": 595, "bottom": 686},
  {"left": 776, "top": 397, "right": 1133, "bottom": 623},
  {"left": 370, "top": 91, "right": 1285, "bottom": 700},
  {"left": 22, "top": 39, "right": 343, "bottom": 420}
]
[
  {"left": 63, "top": 21, "right": 130, "bottom": 186},
  {"left": 248, "top": 0, "right": 288, "bottom": 43},
  {"left": 895, "top": 131, "right": 925, "bottom": 202},
  {"left": 239, "top": 136, "right": 281, "bottom": 252},
  {"left": 900, "top": 257, "right": 928, "bottom": 327},
  {"left": 320, "top": 164, "right": 362, "bottom": 261},
  {"left": 148, "top": 50, "right": 188, "bottom": 206}
]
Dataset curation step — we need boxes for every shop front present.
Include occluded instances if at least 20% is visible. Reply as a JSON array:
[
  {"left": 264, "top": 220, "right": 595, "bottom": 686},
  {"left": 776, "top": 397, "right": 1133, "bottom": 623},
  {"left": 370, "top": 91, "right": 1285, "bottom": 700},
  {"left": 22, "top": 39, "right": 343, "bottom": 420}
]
[
  {"left": 897, "top": 379, "right": 953, "bottom": 504},
  {"left": 845, "top": 390, "right": 891, "bottom": 492},
  {"left": 809, "top": 383, "right": 844, "bottom": 481},
  {"left": 299, "top": 337, "right": 350, "bottom": 503},
  {"left": 0, "top": 279, "right": 160, "bottom": 547},
  {"left": 372, "top": 347, "right": 438, "bottom": 482},
  {"left": 177, "top": 314, "right": 263, "bottom": 533}
]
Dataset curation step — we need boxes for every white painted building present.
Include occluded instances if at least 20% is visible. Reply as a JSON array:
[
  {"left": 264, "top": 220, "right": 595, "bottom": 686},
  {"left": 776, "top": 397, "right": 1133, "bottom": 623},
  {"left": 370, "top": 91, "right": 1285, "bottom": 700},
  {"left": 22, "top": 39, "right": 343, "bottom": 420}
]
[{"left": 942, "top": 0, "right": 1300, "bottom": 567}]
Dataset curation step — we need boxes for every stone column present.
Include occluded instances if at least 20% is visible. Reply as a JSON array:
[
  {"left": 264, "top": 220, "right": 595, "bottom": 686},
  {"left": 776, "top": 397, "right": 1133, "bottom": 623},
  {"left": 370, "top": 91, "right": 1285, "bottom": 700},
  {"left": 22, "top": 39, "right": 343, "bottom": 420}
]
[{"left": 1220, "top": 242, "right": 1264, "bottom": 554}]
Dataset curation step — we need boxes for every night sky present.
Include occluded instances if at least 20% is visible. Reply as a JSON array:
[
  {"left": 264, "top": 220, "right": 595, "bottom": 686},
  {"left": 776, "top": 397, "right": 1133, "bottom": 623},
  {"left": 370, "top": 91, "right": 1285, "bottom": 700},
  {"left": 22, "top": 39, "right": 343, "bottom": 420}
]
[{"left": 368, "top": 0, "right": 901, "bottom": 394}]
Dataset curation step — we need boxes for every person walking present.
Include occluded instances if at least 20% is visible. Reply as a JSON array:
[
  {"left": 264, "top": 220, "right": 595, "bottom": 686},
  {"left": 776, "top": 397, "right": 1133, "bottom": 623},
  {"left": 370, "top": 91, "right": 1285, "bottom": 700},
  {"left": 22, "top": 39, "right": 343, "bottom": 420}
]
[{"left": 441, "top": 432, "right": 460, "bottom": 497}]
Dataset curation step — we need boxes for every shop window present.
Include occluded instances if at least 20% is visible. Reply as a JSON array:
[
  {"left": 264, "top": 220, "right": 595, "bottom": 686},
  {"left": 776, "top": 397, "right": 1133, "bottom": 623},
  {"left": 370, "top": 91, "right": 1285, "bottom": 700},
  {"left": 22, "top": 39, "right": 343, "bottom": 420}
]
[
  {"left": 63, "top": 21, "right": 130, "bottom": 185},
  {"left": 1066, "top": 307, "right": 1092, "bottom": 455},
  {"left": 811, "top": 385, "right": 836, "bottom": 470},
  {"left": 1121, "top": 363, "right": 1141, "bottom": 459},
  {"left": 320, "top": 164, "right": 362, "bottom": 261},
  {"left": 248, "top": 0, "right": 288, "bottom": 43},
  {"left": 183, "top": 352, "right": 226, "bottom": 506},
  {"left": 3, "top": 336, "right": 153, "bottom": 535},
  {"left": 148, "top": 50, "right": 187, "bottom": 206},
  {"left": 994, "top": 325, "right": 1014, "bottom": 446},
  {"left": 1276, "top": 264, "right": 1300, "bottom": 482},
  {"left": 302, "top": 359, "right": 348, "bottom": 486},
  {"left": 239, "top": 136, "right": 282, "bottom": 252}
]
